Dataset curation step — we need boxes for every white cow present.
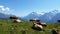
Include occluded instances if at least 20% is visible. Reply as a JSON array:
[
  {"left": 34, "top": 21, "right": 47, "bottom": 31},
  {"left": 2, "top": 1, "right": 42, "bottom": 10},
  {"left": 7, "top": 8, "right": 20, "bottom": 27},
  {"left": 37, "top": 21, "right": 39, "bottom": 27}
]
[
  {"left": 33, "top": 23, "right": 43, "bottom": 30},
  {"left": 14, "top": 19, "right": 21, "bottom": 23},
  {"left": 34, "top": 23, "right": 43, "bottom": 29},
  {"left": 41, "top": 22, "right": 47, "bottom": 26}
]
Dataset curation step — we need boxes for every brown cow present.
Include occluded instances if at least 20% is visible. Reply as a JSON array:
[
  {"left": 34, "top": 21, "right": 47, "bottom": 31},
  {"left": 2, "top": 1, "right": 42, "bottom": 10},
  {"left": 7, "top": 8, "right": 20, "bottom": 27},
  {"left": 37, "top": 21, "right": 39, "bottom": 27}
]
[
  {"left": 51, "top": 28, "right": 59, "bottom": 34},
  {"left": 10, "top": 16, "right": 18, "bottom": 19},
  {"left": 14, "top": 19, "right": 21, "bottom": 23},
  {"left": 10, "top": 16, "right": 21, "bottom": 23}
]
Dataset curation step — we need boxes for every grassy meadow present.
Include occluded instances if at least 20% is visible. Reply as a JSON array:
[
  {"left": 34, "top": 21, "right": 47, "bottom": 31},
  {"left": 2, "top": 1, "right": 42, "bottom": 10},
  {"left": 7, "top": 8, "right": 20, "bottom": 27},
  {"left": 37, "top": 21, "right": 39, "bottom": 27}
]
[{"left": 0, "top": 20, "right": 60, "bottom": 34}]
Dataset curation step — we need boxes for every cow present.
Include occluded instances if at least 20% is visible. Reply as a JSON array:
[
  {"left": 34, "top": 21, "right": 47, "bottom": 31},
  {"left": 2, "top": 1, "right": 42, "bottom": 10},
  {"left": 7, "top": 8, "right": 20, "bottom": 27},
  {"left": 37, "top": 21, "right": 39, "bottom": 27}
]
[
  {"left": 10, "top": 16, "right": 21, "bottom": 23},
  {"left": 51, "top": 28, "right": 59, "bottom": 34},
  {"left": 10, "top": 16, "right": 18, "bottom": 19},
  {"left": 40, "top": 22, "right": 47, "bottom": 26},
  {"left": 57, "top": 20, "right": 60, "bottom": 24},
  {"left": 35, "top": 22, "right": 47, "bottom": 27},
  {"left": 32, "top": 23, "right": 44, "bottom": 31},
  {"left": 31, "top": 19, "right": 47, "bottom": 31},
  {"left": 14, "top": 19, "right": 21, "bottom": 23}
]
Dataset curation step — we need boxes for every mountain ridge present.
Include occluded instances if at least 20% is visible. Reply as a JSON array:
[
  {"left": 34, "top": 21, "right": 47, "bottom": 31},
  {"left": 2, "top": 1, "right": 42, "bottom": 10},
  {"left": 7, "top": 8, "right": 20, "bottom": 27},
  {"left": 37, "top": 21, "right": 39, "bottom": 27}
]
[
  {"left": 0, "top": 10, "right": 60, "bottom": 23},
  {"left": 21, "top": 10, "right": 60, "bottom": 23}
]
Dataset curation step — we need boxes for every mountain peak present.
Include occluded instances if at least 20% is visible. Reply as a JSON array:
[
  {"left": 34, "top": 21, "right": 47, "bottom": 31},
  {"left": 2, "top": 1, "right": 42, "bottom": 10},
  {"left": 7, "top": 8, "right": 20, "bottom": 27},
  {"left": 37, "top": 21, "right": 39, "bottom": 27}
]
[
  {"left": 31, "top": 12, "right": 37, "bottom": 14},
  {"left": 48, "top": 10, "right": 60, "bottom": 15},
  {"left": 51, "top": 10, "right": 60, "bottom": 13}
]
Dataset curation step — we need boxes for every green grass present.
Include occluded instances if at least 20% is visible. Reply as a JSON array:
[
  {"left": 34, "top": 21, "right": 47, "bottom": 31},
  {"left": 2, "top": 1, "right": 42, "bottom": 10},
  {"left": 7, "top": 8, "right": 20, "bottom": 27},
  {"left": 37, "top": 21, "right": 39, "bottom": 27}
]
[{"left": 0, "top": 20, "right": 60, "bottom": 34}]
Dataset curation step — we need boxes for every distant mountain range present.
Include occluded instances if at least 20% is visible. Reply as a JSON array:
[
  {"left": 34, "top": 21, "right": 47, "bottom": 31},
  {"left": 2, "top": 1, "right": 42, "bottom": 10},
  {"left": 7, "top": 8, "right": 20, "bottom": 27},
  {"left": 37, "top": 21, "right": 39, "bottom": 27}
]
[
  {"left": 0, "top": 13, "right": 15, "bottom": 20},
  {"left": 20, "top": 10, "right": 60, "bottom": 23},
  {"left": 0, "top": 10, "right": 60, "bottom": 23}
]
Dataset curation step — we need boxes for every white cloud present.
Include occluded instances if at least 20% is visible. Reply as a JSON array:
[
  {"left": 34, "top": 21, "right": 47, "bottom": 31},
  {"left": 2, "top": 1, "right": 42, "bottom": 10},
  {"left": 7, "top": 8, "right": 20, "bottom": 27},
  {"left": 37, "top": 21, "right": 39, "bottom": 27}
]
[
  {"left": 0, "top": 6, "right": 4, "bottom": 8},
  {"left": 0, "top": 5, "right": 10, "bottom": 12}
]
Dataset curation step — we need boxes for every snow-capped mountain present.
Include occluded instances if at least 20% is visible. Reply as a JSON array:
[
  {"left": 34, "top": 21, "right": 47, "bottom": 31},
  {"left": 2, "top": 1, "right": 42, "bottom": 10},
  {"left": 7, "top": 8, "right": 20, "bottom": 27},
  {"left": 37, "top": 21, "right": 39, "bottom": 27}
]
[
  {"left": 50, "top": 12, "right": 60, "bottom": 23},
  {"left": 21, "top": 12, "right": 42, "bottom": 21},
  {"left": 39, "top": 10, "right": 60, "bottom": 22},
  {"left": 0, "top": 9, "right": 60, "bottom": 23},
  {"left": 21, "top": 10, "right": 60, "bottom": 23}
]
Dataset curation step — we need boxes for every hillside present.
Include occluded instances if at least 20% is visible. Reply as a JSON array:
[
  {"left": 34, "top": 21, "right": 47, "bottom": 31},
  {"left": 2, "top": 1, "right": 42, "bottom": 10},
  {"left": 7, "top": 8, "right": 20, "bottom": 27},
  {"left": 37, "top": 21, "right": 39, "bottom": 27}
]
[{"left": 0, "top": 20, "right": 60, "bottom": 34}]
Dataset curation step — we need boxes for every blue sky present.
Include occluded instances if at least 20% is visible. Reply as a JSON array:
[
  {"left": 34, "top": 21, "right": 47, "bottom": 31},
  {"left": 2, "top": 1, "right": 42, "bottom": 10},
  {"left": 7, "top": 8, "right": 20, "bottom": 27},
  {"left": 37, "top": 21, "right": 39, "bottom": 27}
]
[{"left": 0, "top": 0, "right": 60, "bottom": 17}]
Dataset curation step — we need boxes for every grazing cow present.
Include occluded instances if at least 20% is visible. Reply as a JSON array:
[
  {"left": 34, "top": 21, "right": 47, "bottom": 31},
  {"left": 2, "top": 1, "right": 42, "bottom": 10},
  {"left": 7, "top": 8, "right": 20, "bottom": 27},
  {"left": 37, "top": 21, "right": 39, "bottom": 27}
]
[
  {"left": 30, "top": 19, "right": 40, "bottom": 23},
  {"left": 41, "top": 23, "right": 47, "bottom": 26},
  {"left": 51, "top": 28, "right": 59, "bottom": 34},
  {"left": 31, "top": 19, "right": 47, "bottom": 31},
  {"left": 30, "top": 19, "right": 47, "bottom": 31},
  {"left": 36, "top": 22, "right": 47, "bottom": 27},
  {"left": 14, "top": 19, "right": 21, "bottom": 23},
  {"left": 57, "top": 20, "right": 60, "bottom": 24},
  {"left": 10, "top": 16, "right": 21, "bottom": 23},
  {"left": 10, "top": 16, "right": 18, "bottom": 19},
  {"left": 34, "top": 23, "right": 43, "bottom": 29},
  {"left": 32, "top": 23, "right": 44, "bottom": 31}
]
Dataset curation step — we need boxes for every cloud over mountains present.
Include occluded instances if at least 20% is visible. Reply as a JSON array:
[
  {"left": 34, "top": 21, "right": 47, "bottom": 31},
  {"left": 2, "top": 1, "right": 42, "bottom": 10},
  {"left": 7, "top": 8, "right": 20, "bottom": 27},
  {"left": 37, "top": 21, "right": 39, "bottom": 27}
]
[{"left": 0, "top": 5, "right": 10, "bottom": 12}]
